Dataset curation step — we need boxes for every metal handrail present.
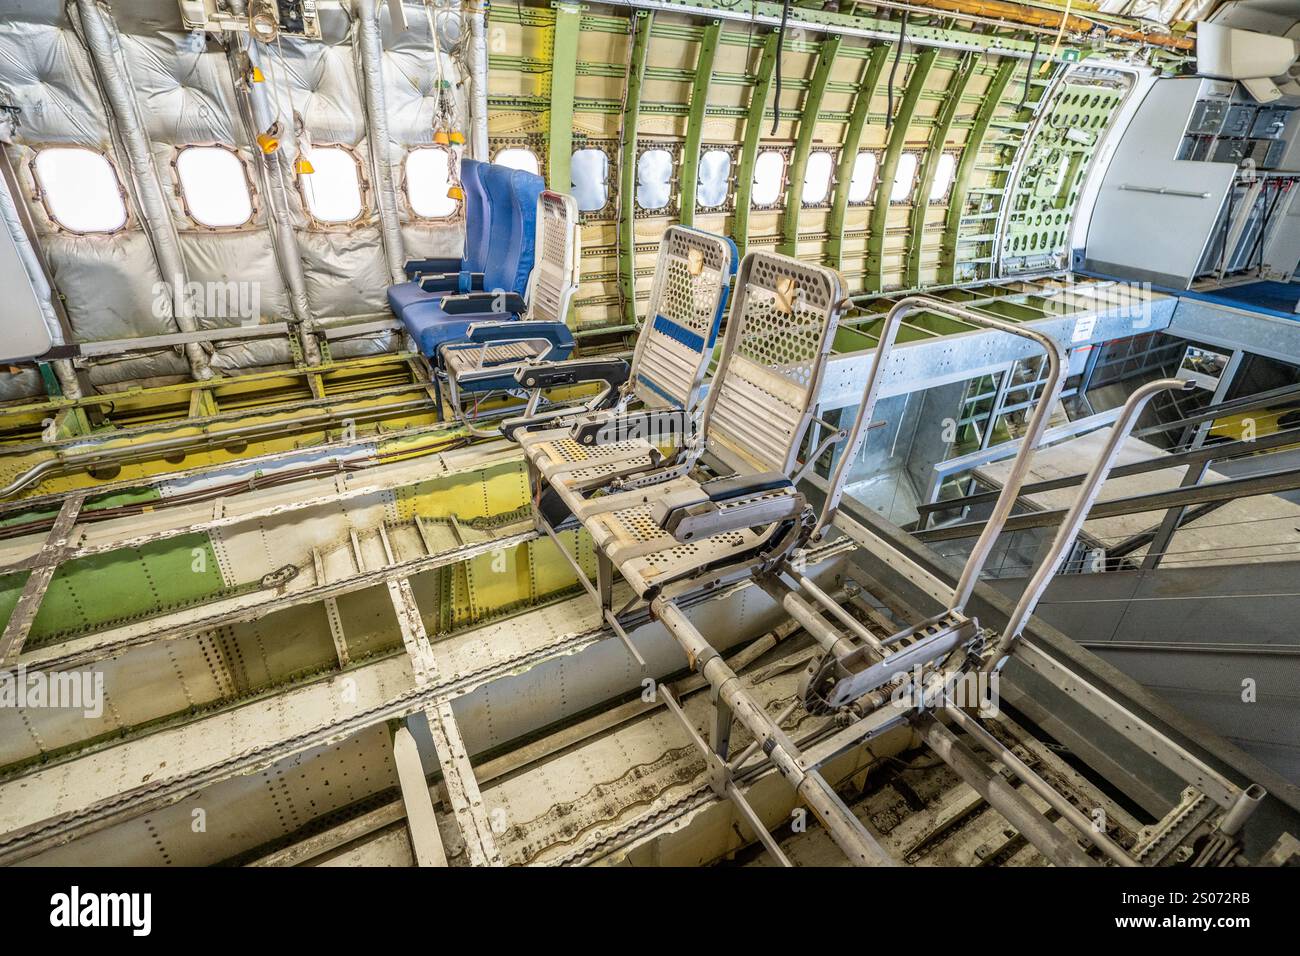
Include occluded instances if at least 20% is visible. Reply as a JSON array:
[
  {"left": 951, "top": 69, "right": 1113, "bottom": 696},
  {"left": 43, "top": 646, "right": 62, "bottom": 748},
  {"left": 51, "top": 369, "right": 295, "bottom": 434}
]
[
  {"left": 987, "top": 377, "right": 1195, "bottom": 671},
  {"left": 814, "top": 295, "right": 1067, "bottom": 616}
]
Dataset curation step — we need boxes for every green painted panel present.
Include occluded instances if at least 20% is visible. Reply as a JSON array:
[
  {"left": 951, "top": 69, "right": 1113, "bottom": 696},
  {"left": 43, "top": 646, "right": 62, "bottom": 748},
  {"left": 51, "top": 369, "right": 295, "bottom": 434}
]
[{"left": 0, "top": 532, "right": 227, "bottom": 645}]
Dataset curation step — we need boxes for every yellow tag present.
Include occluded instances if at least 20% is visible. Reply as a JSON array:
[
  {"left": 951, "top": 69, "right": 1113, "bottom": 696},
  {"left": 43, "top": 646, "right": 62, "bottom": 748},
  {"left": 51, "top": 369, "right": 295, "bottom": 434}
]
[
  {"left": 687, "top": 248, "right": 704, "bottom": 276},
  {"left": 775, "top": 276, "right": 797, "bottom": 313}
]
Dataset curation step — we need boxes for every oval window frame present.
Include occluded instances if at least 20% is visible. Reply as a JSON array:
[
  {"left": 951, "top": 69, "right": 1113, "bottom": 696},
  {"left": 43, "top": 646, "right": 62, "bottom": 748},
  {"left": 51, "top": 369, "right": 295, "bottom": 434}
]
[
  {"left": 296, "top": 143, "right": 369, "bottom": 227},
  {"left": 404, "top": 145, "right": 461, "bottom": 221},
  {"left": 173, "top": 143, "right": 256, "bottom": 230},
  {"left": 493, "top": 146, "right": 542, "bottom": 177},
  {"left": 570, "top": 146, "right": 612, "bottom": 215},
  {"left": 30, "top": 145, "right": 130, "bottom": 236}
]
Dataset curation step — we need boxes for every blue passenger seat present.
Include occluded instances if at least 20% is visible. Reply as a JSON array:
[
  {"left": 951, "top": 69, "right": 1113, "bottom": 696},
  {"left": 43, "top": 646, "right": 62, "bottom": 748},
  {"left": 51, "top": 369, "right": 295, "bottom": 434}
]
[
  {"left": 397, "top": 158, "right": 491, "bottom": 292},
  {"left": 389, "top": 165, "right": 548, "bottom": 359}
]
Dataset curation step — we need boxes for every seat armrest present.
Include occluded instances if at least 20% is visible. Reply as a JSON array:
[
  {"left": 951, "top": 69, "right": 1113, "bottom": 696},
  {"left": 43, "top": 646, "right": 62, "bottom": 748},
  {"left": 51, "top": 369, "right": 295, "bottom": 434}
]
[
  {"left": 651, "top": 478, "right": 804, "bottom": 542},
  {"left": 420, "top": 271, "right": 484, "bottom": 294},
  {"left": 499, "top": 359, "right": 630, "bottom": 441},
  {"left": 699, "top": 471, "right": 794, "bottom": 502},
  {"left": 466, "top": 320, "right": 571, "bottom": 345},
  {"left": 568, "top": 407, "right": 688, "bottom": 447},
  {"left": 440, "top": 292, "right": 527, "bottom": 316},
  {"left": 513, "top": 357, "right": 629, "bottom": 392},
  {"left": 404, "top": 257, "right": 461, "bottom": 279}
]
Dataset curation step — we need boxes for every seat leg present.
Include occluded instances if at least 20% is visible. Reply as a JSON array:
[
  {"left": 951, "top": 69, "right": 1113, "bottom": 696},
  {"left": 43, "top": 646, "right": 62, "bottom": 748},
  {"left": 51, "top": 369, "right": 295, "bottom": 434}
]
[
  {"left": 596, "top": 550, "right": 614, "bottom": 616},
  {"left": 433, "top": 374, "right": 446, "bottom": 422},
  {"left": 710, "top": 690, "right": 733, "bottom": 763}
]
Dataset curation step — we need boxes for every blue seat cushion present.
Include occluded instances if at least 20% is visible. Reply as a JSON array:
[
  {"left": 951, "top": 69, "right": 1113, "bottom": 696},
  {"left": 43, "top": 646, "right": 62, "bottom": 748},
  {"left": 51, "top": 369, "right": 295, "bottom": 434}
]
[
  {"left": 397, "top": 297, "right": 480, "bottom": 357},
  {"left": 387, "top": 279, "right": 436, "bottom": 317}
]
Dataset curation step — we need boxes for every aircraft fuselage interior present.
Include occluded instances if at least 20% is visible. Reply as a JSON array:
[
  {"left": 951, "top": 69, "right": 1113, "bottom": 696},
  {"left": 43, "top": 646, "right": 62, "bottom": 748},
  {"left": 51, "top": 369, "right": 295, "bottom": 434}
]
[{"left": 0, "top": 0, "right": 1298, "bottom": 880}]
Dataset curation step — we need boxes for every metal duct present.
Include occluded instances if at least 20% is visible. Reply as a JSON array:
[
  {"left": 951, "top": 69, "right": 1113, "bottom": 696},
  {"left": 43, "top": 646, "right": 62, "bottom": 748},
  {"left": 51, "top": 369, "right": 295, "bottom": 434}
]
[
  {"left": 227, "top": 0, "right": 321, "bottom": 366},
  {"left": 73, "top": 0, "right": 212, "bottom": 381},
  {"left": 354, "top": 0, "right": 407, "bottom": 284},
  {"left": 466, "top": 0, "right": 489, "bottom": 161}
]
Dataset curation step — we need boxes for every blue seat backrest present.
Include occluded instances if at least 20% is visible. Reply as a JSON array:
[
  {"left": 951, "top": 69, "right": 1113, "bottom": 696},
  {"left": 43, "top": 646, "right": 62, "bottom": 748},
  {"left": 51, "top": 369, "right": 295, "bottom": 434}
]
[
  {"left": 506, "top": 168, "right": 546, "bottom": 297},
  {"left": 461, "top": 159, "right": 489, "bottom": 273},
  {"left": 480, "top": 164, "right": 518, "bottom": 294}
]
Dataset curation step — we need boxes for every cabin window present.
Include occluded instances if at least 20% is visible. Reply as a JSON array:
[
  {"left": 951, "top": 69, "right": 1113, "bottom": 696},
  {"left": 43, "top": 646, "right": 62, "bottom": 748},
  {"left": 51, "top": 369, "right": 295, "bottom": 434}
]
[
  {"left": 175, "top": 146, "right": 253, "bottom": 228},
  {"left": 697, "top": 149, "right": 731, "bottom": 208},
  {"left": 405, "top": 146, "right": 459, "bottom": 219},
  {"left": 751, "top": 150, "right": 785, "bottom": 207},
  {"left": 636, "top": 148, "right": 673, "bottom": 211},
  {"left": 299, "top": 145, "right": 364, "bottom": 223},
  {"left": 801, "top": 151, "right": 834, "bottom": 205},
  {"left": 890, "top": 152, "right": 919, "bottom": 203},
  {"left": 929, "top": 152, "right": 957, "bottom": 203},
  {"left": 571, "top": 148, "right": 609, "bottom": 212},
  {"left": 494, "top": 147, "right": 541, "bottom": 177},
  {"left": 32, "top": 147, "right": 128, "bottom": 233},
  {"left": 846, "top": 151, "right": 877, "bottom": 204}
]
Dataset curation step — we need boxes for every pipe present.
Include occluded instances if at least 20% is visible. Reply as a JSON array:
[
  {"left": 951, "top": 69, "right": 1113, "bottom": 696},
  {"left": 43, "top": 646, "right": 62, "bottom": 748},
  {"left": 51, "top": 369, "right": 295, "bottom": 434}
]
[
  {"left": 0, "top": 398, "right": 432, "bottom": 500},
  {"left": 943, "top": 703, "right": 1137, "bottom": 866},
  {"left": 591, "top": 0, "right": 1193, "bottom": 56},
  {"left": 354, "top": 0, "right": 408, "bottom": 283},
  {"left": 918, "top": 0, "right": 1193, "bottom": 51},
  {"left": 793, "top": 575, "right": 888, "bottom": 657},
  {"left": 653, "top": 596, "right": 897, "bottom": 867},
  {"left": 769, "top": 586, "right": 860, "bottom": 658},
  {"left": 226, "top": 0, "right": 321, "bottom": 365},
  {"left": 819, "top": 296, "right": 1066, "bottom": 620},
  {"left": 919, "top": 716, "right": 1097, "bottom": 867},
  {"left": 466, "top": 0, "right": 490, "bottom": 161},
  {"left": 1218, "top": 783, "right": 1266, "bottom": 838},
  {"left": 987, "top": 377, "right": 1194, "bottom": 671},
  {"left": 74, "top": 0, "right": 212, "bottom": 381}
]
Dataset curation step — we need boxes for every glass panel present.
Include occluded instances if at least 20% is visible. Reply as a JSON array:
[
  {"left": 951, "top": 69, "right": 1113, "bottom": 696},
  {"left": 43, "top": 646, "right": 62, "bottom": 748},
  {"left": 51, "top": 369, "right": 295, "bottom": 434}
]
[
  {"left": 847, "top": 151, "right": 877, "bottom": 203},
  {"left": 801, "top": 151, "right": 834, "bottom": 204},
  {"left": 751, "top": 150, "right": 784, "bottom": 206},
  {"left": 929, "top": 152, "right": 957, "bottom": 202},
  {"left": 300, "top": 146, "right": 363, "bottom": 223},
  {"left": 890, "top": 152, "right": 919, "bottom": 202},
  {"left": 636, "top": 148, "right": 672, "bottom": 211},
  {"left": 176, "top": 146, "right": 253, "bottom": 228},
  {"left": 33, "top": 147, "right": 127, "bottom": 233},
  {"left": 570, "top": 148, "right": 609, "bottom": 212},
  {"left": 494, "top": 148, "right": 540, "bottom": 176},
  {"left": 697, "top": 149, "right": 731, "bottom": 208},
  {"left": 405, "top": 147, "right": 458, "bottom": 219}
]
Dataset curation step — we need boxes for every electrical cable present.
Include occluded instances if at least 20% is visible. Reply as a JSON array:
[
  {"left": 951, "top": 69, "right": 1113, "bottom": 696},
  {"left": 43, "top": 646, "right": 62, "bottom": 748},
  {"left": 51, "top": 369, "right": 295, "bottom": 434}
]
[
  {"left": 771, "top": 0, "right": 792, "bottom": 135},
  {"left": 885, "top": 10, "right": 908, "bottom": 132},
  {"left": 1018, "top": 33, "right": 1041, "bottom": 109}
]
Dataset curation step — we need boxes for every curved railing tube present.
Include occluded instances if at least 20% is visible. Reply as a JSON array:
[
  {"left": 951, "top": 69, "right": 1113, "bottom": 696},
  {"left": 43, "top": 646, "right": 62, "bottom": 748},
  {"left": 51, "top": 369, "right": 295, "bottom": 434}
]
[
  {"left": 987, "top": 377, "right": 1194, "bottom": 670},
  {"left": 815, "top": 295, "right": 1067, "bottom": 616}
]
